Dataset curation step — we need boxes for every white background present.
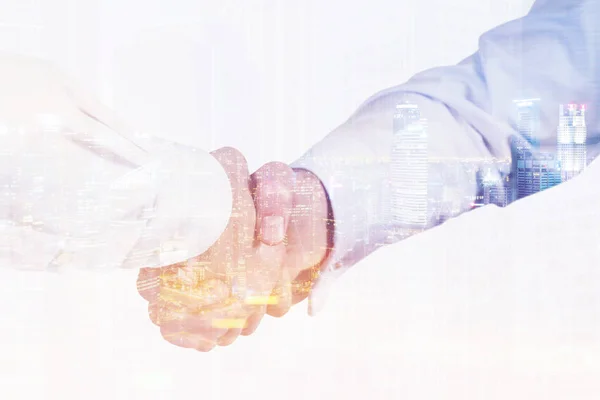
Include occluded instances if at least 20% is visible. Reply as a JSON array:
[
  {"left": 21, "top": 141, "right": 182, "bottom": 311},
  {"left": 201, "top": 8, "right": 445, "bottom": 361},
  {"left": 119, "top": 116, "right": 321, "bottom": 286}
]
[
  {"left": 5, "top": 0, "right": 600, "bottom": 399},
  {"left": 0, "top": 0, "right": 531, "bottom": 166}
]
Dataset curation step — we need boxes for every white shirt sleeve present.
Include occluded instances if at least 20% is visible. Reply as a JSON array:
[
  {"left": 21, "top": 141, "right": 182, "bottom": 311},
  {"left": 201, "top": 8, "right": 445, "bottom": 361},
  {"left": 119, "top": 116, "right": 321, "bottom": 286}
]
[
  {"left": 0, "top": 54, "right": 232, "bottom": 271},
  {"left": 293, "top": 0, "right": 600, "bottom": 313}
]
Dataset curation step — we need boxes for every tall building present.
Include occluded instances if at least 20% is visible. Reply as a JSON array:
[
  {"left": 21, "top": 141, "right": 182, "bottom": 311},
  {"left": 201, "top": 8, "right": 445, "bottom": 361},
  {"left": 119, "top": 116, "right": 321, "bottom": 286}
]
[
  {"left": 393, "top": 102, "right": 421, "bottom": 132},
  {"left": 481, "top": 169, "right": 512, "bottom": 207},
  {"left": 557, "top": 103, "right": 587, "bottom": 182},
  {"left": 380, "top": 176, "right": 391, "bottom": 224},
  {"left": 390, "top": 103, "right": 428, "bottom": 228},
  {"left": 537, "top": 153, "right": 562, "bottom": 190},
  {"left": 513, "top": 98, "right": 541, "bottom": 200},
  {"left": 513, "top": 149, "right": 562, "bottom": 199},
  {"left": 512, "top": 98, "right": 561, "bottom": 199},
  {"left": 514, "top": 98, "right": 541, "bottom": 145}
]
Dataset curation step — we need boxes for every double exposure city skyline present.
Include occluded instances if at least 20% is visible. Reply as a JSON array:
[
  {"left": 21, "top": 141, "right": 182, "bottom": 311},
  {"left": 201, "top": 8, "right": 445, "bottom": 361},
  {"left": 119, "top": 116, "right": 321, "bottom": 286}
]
[{"left": 388, "top": 97, "right": 590, "bottom": 238}]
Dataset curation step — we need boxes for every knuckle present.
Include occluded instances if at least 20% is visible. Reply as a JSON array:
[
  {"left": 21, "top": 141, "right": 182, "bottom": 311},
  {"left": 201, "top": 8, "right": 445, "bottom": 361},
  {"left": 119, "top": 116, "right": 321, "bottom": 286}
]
[
  {"left": 193, "top": 336, "right": 219, "bottom": 352},
  {"left": 254, "top": 181, "right": 293, "bottom": 209},
  {"left": 225, "top": 147, "right": 248, "bottom": 165},
  {"left": 212, "top": 147, "right": 249, "bottom": 173},
  {"left": 257, "top": 161, "right": 294, "bottom": 181},
  {"left": 147, "top": 304, "right": 161, "bottom": 326},
  {"left": 217, "top": 332, "right": 241, "bottom": 347},
  {"left": 196, "top": 343, "right": 217, "bottom": 352},
  {"left": 136, "top": 270, "right": 161, "bottom": 300},
  {"left": 267, "top": 305, "right": 291, "bottom": 318},
  {"left": 264, "top": 161, "right": 291, "bottom": 172}
]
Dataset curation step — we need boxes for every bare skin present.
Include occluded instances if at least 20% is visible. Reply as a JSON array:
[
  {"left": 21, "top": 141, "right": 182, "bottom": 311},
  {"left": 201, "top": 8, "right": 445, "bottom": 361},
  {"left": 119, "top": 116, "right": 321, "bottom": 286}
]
[{"left": 137, "top": 148, "right": 330, "bottom": 351}]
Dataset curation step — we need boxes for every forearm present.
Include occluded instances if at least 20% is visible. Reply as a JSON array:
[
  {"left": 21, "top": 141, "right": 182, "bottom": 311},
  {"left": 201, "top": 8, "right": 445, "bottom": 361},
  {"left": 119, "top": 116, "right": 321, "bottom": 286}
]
[
  {"left": 293, "top": 0, "right": 600, "bottom": 277},
  {"left": 0, "top": 55, "right": 233, "bottom": 271},
  {"left": 291, "top": 92, "right": 500, "bottom": 274}
]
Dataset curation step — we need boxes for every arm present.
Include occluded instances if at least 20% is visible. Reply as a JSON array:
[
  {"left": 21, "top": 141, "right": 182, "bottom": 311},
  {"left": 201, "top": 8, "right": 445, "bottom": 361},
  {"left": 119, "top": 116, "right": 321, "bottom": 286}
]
[
  {"left": 130, "top": 0, "right": 600, "bottom": 348},
  {"left": 289, "top": 0, "right": 600, "bottom": 313},
  {"left": 0, "top": 54, "right": 232, "bottom": 271}
]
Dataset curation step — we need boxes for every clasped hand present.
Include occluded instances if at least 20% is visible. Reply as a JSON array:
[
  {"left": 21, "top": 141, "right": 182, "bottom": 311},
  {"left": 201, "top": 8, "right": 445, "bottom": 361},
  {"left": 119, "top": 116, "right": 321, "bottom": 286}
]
[{"left": 137, "top": 147, "right": 330, "bottom": 351}]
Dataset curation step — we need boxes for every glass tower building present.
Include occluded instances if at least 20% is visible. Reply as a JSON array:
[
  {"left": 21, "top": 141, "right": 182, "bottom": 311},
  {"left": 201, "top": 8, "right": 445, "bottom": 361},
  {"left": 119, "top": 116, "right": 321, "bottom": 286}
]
[
  {"left": 512, "top": 98, "right": 562, "bottom": 200},
  {"left": 391, "top": 103, "right": 428, "bottom": 228},
  {"left": 514, "top": 98, "right": 541, "bottom": 146},
  {"left": 513, "top": 98, "right": 541, "bottom": 199},
  {"left": 557, "top": 103, "right": 587, "bottom": 182},
  {"left": 481, "top": 169, "right": 512, "bottom": 207}
]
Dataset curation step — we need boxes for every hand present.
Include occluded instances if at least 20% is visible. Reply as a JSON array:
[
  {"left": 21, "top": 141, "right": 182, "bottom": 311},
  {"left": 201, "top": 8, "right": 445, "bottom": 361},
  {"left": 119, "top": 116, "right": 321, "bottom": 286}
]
[
  {"left": 250, "top": 163, "right": 331, "bottom": 318},
  {"left": 137, "top": 147, "right": 288, "bottom": 351}
]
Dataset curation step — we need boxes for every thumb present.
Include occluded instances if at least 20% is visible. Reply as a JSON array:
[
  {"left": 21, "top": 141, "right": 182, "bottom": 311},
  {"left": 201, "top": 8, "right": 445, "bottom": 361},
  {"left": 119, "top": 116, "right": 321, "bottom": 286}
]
[{"left": 250, "top": 162, "right": 295, "bottom": 245}]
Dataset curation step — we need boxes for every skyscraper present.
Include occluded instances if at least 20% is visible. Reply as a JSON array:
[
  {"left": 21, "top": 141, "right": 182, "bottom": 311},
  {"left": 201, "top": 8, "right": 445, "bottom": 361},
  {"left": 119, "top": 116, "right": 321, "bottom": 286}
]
[
  {"left": 513, "top": 98, "right": 541, "bottom": 199},
  {"left": 512, "top": 98, "right": 561, "bottom": 199},
  {"left": 557, "top": 103, "right": 587, "bottom": 182},
  {"left": 514, "top": 98, "right": 541, "bottom": 146},
  {"left": 481, "top": 169, "right": 512, "bottom": 207},
  {"left": 393, "top": 102, "right": 421, "bottom": 132},
  {"left": 390, "top": 103, "right": 428, "bottom": 228}
]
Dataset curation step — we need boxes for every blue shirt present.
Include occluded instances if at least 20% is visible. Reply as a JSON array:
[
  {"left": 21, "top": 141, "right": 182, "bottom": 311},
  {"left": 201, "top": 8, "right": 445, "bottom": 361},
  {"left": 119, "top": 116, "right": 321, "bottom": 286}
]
[{"left": 292, "top": 0, "right": 600, "bottom": 313}]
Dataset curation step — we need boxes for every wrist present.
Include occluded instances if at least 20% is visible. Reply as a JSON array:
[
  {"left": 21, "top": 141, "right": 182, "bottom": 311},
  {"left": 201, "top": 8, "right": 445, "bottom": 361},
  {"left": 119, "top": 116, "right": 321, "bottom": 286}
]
[{"left": 291, "top": 168, "right": 335, "bottom": 272}]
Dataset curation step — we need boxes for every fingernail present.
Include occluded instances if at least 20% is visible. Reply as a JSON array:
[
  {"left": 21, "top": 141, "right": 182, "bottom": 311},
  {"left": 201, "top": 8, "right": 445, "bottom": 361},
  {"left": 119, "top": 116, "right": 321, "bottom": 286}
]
[{"left": 261, "top": 216, "right": 285, "bottom": 244}]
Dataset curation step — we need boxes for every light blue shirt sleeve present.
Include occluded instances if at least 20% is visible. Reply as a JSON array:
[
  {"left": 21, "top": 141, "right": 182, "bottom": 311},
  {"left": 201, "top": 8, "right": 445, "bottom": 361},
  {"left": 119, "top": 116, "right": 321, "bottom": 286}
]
[{"left": 291, "top": 0, "right": 600, "bottom": 313}]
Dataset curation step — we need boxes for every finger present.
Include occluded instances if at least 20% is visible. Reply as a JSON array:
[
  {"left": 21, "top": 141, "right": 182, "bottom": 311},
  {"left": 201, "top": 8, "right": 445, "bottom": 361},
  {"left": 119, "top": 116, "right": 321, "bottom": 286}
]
[
  {"left": 241, "top": 308, "right": 266, "bottom": 336},
  {"left": 156, "top": 307, "right": 207, "bottom": 350},
  {"left": 154, "top": 303, "right": 237, "bottom": 349},
  {"left": 136, "top": 267, "right": 162, "bottom": 302},
  {"left": 266, "top": 266, "right": 293, "bottom": 318},
  {"left": 250, "top": 162, "right": 295, "bottom": 245},
  {"left": 182, "top": 313, "right": 230, "bottom": 339},
  {"left": 289, "top": 266, "right": 315, "bottom": 305},
  {"left": 160, "top": 331, "right": 210, "bottom": 350},
  {"left": 194, "top": 337, "right": 219, "bottom": 352},
  {"left": 138, "top": 262, "right": 190, "bottom": 303},
  {"left": 147, "top": 298, "right": 191, "bottom": 327},
  {"left": 158, "top": 278, "right": 231, "bottom": 310},
  {"left": 245, "top": 243, "right": 287, "bottom": 296},
  {"left": 160, "top": 327, "right": 218, "bottom": 352},
  {"left": 211, "top": 147, "right": 256, "bottom": 250},
  {"left": 217, "top": 328, "right": 243, "bottom": 346},
  {"left": 210, "top": 147, "right": 250, "bottom": 193}
]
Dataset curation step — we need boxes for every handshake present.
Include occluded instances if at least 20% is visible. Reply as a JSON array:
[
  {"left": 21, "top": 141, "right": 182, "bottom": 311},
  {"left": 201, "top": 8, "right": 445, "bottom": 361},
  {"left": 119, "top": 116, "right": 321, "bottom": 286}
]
[
  {"left": 0, "top": 55, "right": 333, "bottom": 351},
  {"left": 136, "top": 147, "right": 332, "bottom": 351}
]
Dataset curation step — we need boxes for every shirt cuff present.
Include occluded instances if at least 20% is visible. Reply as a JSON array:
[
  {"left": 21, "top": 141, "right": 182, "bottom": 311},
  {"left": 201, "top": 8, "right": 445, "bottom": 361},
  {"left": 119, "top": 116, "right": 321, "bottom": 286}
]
[
  {"left": 116, "top": 141, "right": 233, "bottom": 270},
  {"left": 290, "top": 89, "right": 503, "bottom": 314},
  {"left": 290, "top": 134, "right": 385, "bottom": 315}
]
